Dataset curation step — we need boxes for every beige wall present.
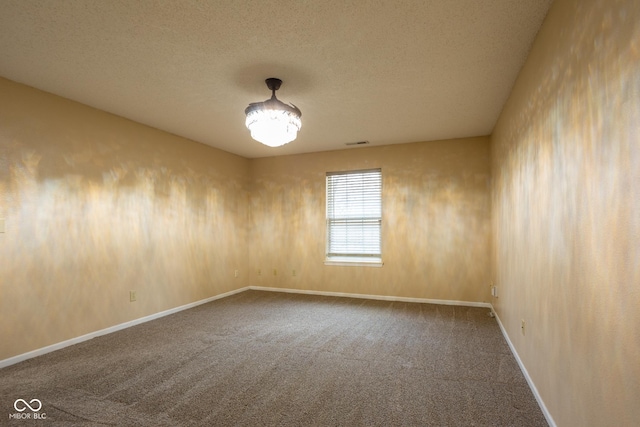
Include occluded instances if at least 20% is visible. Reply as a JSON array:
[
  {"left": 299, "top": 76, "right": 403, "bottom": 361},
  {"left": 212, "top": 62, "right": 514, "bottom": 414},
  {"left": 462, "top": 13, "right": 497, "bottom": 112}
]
[
  {"left": 491, "top": 0, "right": 640, "bottom": 425},
  {"left": 4, "top": 2, "right": 639, "bottom": 423},
  {"left": 0, "top": 78, "right": 251, "bottom": 360},
  {"left": 0, "top": 78, "right": 492, "bottom": 362},
  {"left": 250, "top": 138, "right": 491, "bottom": 302}
]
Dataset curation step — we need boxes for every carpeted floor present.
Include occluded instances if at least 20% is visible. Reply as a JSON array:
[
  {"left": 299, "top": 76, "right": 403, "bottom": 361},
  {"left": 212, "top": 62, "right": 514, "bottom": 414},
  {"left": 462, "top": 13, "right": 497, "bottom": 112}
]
[{"left": 1, "top": 290, "right": 547, "bottom": 426}]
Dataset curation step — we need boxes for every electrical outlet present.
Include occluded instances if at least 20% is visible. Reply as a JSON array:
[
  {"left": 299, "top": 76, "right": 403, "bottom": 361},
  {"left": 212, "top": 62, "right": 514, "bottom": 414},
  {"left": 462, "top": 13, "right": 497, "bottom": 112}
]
[
  {"left": 521, "top": 319, "right": 526, "bottom": 335},
  {"left": 491, "top": 286, "right": 498, "bottom": 297},
  {"left": 234, "top": 270, "right": 239, "bottom": 278},
  {"left": 258, "top": 269, "right": 261, "bottom": 276},
  {"left": 292, "top": 269, "right": 296, "bottom": 277},
  {"left": 273, "top": 269, "right": 277, "bottom": 276},
  {"left": 130, "top": 291, "right": 137, "bottom": 302}
]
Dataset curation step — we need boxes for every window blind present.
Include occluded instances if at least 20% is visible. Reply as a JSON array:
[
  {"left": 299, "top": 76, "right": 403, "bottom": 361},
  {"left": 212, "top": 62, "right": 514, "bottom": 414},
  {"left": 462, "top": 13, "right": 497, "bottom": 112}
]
[{"left": 326, "top": 169, "right": 382, "bottom": 258}]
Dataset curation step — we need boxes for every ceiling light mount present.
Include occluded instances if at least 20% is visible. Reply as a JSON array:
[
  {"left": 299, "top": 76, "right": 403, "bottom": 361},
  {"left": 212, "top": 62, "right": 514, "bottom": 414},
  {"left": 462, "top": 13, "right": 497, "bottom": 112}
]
[
  {"left": 245, "top": 78, "right": 302, "bottom": 148},
  {"left": 265, "top": 77, "right": 282, "bottom": 92}
]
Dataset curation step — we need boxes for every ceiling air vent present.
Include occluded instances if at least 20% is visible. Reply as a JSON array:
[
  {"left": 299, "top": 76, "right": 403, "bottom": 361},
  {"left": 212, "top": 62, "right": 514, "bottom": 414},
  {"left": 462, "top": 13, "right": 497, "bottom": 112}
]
[{"left": 345, "top": 141, "right": 370, "bottom": 146}]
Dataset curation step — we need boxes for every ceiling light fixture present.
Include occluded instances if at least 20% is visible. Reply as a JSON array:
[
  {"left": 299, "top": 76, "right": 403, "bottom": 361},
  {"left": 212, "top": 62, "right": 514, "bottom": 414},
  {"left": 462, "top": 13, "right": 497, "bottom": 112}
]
[{"left": 245, "top": 78, "right": 302, "bottom": 147}]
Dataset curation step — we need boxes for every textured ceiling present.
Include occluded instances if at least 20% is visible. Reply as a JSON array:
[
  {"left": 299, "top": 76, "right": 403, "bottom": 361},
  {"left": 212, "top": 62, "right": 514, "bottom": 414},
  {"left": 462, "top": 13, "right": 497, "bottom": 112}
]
[{"left": 0, "top": 0, "right": 553, "bottom": 158}]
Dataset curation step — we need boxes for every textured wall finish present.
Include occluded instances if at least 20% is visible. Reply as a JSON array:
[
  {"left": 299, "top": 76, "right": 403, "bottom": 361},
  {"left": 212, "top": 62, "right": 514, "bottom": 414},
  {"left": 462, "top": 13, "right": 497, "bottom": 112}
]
[
  {"left": 0, "top": 77, "right": 491, "bottom": 363},
  {"left": 491, "top": 0, "right": 640, "bottom": 425},
  {"left": 250, "top": 138, "right": 491, "bottom": 302},
  {"left": 0, "top": 78, "right": 250, "bottom": 360}
]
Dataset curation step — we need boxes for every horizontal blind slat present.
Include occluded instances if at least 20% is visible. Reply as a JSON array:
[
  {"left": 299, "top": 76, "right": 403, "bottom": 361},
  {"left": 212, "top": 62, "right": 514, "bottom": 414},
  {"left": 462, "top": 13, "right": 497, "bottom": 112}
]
[{"left": 326, "top": 169, "right": 381, "bottom": 257}]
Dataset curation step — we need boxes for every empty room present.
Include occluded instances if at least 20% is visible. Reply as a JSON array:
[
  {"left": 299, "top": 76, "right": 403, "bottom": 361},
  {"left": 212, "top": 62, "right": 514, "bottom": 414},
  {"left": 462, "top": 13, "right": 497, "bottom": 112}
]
[{"left": 0, "top": 0, "right": 638, "bottom": 426}]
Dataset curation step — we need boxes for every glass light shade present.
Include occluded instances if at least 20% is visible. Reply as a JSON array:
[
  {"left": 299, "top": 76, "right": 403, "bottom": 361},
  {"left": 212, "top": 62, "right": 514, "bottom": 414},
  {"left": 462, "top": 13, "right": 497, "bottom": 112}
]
[{"left": 245, "top": 109, "right": 302, "bottom": 147}]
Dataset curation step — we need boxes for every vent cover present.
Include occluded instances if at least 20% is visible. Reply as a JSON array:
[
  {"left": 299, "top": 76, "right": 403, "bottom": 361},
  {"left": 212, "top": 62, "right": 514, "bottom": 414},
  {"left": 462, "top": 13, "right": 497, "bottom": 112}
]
[{"left": 345, "top": 141, "right": 370, "bottom": 146}]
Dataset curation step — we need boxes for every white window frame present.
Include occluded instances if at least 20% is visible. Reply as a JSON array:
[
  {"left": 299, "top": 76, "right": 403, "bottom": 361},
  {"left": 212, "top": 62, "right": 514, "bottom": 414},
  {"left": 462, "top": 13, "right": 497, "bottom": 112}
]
[{"left": 325, "top": 169, "right": 383, "bottom": 267}]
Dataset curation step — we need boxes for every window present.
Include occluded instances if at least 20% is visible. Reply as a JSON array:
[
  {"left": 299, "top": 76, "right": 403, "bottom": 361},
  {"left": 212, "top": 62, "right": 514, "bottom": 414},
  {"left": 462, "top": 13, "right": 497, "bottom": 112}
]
[{"left": 325, "top": 169, "right": 382, "bottom": 266}]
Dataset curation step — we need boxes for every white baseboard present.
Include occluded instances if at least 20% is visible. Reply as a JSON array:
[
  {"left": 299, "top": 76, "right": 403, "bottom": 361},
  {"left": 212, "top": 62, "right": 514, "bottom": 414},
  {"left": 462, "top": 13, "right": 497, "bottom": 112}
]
[
  {"left": 250, "top": 287, "right": 554, "bottom": 425},
  {"left": 249, "top": 286, "right": 492, "bottom": 308},
  {"left": 0, "top": 287, "right": 249, "bottom": 369},
  {"left": 491, "top": 306, "right": 556, "bottom": 427},
  {"left": 5, "top": 285, "right": 484, "bottom": 369},
  {"left": 6, "top": 275, "right": 548, "bottom": 427}
]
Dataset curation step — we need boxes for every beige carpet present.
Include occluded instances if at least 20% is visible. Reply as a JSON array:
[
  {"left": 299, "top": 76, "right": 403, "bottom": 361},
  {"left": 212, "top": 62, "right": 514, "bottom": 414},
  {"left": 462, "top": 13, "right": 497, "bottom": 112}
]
[{"left": 1, "top": 290, "right": 547, "bottom": 426}]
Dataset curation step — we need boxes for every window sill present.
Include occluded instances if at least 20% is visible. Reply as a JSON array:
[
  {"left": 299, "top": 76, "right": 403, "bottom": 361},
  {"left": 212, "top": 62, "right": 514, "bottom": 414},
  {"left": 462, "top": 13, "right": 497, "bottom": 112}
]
[{"left": 324, "top": 257, "right": 383, "bottom": 267}]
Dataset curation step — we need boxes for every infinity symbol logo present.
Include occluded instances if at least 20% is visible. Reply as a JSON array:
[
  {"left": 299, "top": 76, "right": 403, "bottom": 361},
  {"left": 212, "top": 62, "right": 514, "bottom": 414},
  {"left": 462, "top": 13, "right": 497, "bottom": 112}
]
[{"left": 14, "top": 399, "right": 42, "bottom": 412}]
